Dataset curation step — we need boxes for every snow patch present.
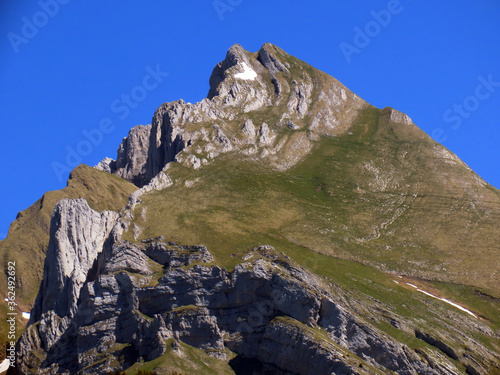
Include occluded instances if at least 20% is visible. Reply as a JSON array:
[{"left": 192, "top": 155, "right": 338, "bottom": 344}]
[
  {"left": 416, "top": 289, "right": 478, "bottom": 318},
  {"left": 404, "top": 281, "right": 477, "bottom": 318},
  {"left": 0, "top": 358, "right": 9, "bottom": 373},
  {"left": 235, "top": 63, "right": 257, "bottom": 81},
  {"left": 22, "top": 311, "right": 30, "bottom": 319}
]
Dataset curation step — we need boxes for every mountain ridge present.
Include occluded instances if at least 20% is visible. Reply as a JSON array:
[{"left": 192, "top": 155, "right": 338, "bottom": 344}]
[{"left": 98, "top": 42, "right": 369, "bottom": 187}]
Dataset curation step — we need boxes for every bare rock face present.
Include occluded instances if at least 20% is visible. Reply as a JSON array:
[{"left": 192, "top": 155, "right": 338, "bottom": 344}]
[
  {"left": 144, "top": 242, "right": 213, "bottom": 267},
  {"left": 103, "top": 241, "right": 154, "bottom": 275},
  {"left": 114, "top": 124, "right": 152, "bottom": 186},
  {"left": 29, "top": 199, "right": 118, "bottom": 322},
  {"left": 387, "top": 107, "right": 412, "bottom": 125},
  {"left": 94, "top": 157, "right": 116, "bottom": 173},
  {"left": 257, "top": 43, "right": 290, "bottom": 75},
  {"left": 104, "top": 43, "right": 367, "bottom": 187},
  {"left": 18, "top": 198, "right": 120, "bottom": 374},
  {"left": 19, "top": 237, "right": 448, "bottom": 374},
  {"left": 242, "top": 118, "right": 256, "bottom": 138}
]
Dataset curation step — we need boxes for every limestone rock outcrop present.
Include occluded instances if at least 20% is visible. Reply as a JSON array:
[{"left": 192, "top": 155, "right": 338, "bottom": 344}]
[
  {"left": 94, "top": 157, "right": 115, "bottom": 174},
  {"left": 18, "top": 231, "right": 445, "bottom": 374},
  {"left": 29, "top": 198, "right": 118, "bottom": 322},
  {"left": 97, "top": 43, "right": 368, "bottom": 187},
  {"left": 114, "top": 124, "right": 152, "bottom": 186}
]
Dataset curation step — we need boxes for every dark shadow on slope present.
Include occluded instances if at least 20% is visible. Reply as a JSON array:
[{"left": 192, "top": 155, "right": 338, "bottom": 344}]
[{"left": 229, "top": 355, "right": 297, "bottom": 375}]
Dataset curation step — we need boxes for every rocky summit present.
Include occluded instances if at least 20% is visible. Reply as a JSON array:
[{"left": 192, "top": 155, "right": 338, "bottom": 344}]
[{"left": 5, "top": 44, "right": 500, "bottom": 374}]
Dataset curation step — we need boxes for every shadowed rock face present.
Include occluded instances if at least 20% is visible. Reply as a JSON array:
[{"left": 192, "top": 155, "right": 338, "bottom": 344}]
[{"left": 114, "top": 124, "right": 152, "bottom": 186}]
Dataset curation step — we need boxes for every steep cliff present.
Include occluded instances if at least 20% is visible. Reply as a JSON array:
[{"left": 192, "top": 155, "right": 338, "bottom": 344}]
[
  {"left": 0, "top": 165, "right": 137, "bottom": 358},
  {"left": 17, "top": 222, "right": 500, "bottom": 374}
]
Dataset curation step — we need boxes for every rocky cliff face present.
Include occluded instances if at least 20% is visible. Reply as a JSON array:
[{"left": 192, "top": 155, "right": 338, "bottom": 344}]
[
  {"left": 29, "top": 199, "right": 118, "bottom": 322},
  {"left": 18, "top": 210, "right": 500, "bottom": 374},
  {"left": 18, "top": 211, "right": 463, "bottom": 374},
  {"left": 15, "top": 44, "right": 500, "bottom": 374},
  {"left": 100, "top": 43, "right": 367, "bottom": 187},
  {"left": 114, "top": 124, "right": 152, "bottom": 186}
]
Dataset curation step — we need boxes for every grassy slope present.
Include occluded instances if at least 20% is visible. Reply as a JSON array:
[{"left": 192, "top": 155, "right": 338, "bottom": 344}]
[
  {"left": 126, "top": 105, "right": 500, "bottom": 372},
  {"left": 125, "top": 339, "right": 236, "bottom": 375},
  {"left": 0, "top": 164, "right": 137, "bottom": 354},
  {"left": 134, "top": 106, "right": 500, "bottom": 295}
]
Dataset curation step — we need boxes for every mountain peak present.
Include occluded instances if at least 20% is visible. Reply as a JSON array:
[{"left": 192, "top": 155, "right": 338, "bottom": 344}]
[
  {"left": 106, "top": 43, "right": 368, "bottom": 187},
  {"left": 207, "top": 43, "right": 253, "bottom": 99},
  {"left": 208, "top": 43, "right": 291, "bottom": 100},
  {"left": 257, "top": 42, "right": 290, "bottom": 74}
]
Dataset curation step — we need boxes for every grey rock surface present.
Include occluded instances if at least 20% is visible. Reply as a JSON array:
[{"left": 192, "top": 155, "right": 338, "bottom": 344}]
[
  {"left": 242, "top": 118, "right": 256, "bottom": 138},
  {"left": 94, "top": 157, "right": 116, "bottom": 173},
  {"left": 29, "top": 198, "right": 118, "bottom": 322},
  {"left": 387, "top": 107, "right": 412, "bottom": 125},
  {"left": 19, "top": 231, "right": 469, "bottom": 374},
  {"left": 114, "top": 124, "right": 152, "bottom": 186},
  {"left": 106, "top": 43, "right": 367, "bottom": 188},
  {"left": 103, "top": 241, "right": 154, "bottom": 275}
]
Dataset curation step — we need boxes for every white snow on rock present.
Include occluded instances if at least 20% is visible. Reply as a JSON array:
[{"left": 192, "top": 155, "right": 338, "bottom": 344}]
[
  {"left": 405, "top": 282, "right": 477, "bottom": 318},
  {"left": 235, "top": 62, "right": 257, "bottom": 81},
  {"left": 0, "top": 358, "right": 9, "bottom": 373},
  {"left": 22, "top": 311, "right": 31, "bottom": 319}
]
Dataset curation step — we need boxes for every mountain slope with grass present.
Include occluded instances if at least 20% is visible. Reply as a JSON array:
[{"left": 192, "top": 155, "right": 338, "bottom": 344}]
[
  {"left": 12, "top": 44, "right": 500, "bottom": 374},
  {"left": 0, "top": 165, "right": 137, "bottom": 358}
]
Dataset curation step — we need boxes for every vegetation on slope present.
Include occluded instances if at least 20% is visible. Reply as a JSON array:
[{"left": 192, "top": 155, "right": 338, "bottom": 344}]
[
  {"left": 132, "top": 106, "right": 500, "bottom": 295},
  {"left": 123, "top": 105, "right": 500, "bottom": 372},
  {"left": 124, "top": 339, "right": 236, "bottom": 375},
  {"left": 0, "top": 164, "right": 137, "bottom": 354}
]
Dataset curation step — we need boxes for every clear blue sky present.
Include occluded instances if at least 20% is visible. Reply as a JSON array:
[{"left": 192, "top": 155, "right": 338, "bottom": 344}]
[{"left": 1, "top": 1, "right": 499, "bottom": 239}]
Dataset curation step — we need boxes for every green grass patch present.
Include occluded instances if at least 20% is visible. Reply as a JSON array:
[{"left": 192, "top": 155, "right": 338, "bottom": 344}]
[{"left": 124, "top": 339, "right": 235, "bottom": 375}]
